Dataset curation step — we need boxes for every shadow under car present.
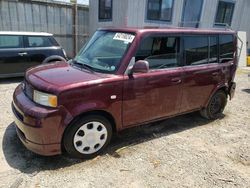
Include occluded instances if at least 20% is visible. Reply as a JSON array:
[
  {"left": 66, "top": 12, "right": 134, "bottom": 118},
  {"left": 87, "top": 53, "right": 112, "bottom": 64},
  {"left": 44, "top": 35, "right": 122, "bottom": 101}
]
[{"left": 2, "top": 112, "right": 220, "bottom": 174}]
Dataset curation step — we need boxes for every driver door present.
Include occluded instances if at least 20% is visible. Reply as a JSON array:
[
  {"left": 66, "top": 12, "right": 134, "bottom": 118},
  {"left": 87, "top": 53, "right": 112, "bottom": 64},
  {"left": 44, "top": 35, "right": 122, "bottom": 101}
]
[{"left": 122, "top": 35, "right": 183, "bottom": 127}]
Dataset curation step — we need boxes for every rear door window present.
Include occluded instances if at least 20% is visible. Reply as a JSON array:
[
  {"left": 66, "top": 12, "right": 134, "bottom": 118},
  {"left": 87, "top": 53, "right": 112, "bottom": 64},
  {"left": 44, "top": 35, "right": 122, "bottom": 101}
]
[
  {"left": 219, "top": 34, "right": 234, "bottom": 62},
  {"left": 0, "top": 35, "right": 23, "bottom": 48},
  {"left": 27, "top": 36, "right": 53, "bottom": 47},
  {"left": 183, "top": 36, "right": 209, "bottom": 66}
]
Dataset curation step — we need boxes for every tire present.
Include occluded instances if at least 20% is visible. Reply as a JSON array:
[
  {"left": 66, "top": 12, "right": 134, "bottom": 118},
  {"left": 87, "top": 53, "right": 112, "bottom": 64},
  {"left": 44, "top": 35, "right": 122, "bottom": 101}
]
[
  {"left": 63, "top": 115, "right": 112, "bottom": 159},
  {"left": 200, "top": 90, "right": 227, "bottom": 120}
]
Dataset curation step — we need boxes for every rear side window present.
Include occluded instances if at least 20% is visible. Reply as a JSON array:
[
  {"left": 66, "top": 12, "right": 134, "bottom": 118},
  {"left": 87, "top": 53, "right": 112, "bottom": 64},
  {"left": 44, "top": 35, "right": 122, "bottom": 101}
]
[
  {"left": 184, "top": 36, "right": 208, "bottom": 65},
  {"left": 0, "top": 35, "right": 23, "bottom": 48},
  {"left": 136, "top": 36, "right": 180, "bottom": 70},
  {"left": 219, "top": 34, "right": 234, "bottom": 62},
  {"left": 27, "top": 36, "right": 53, "bottom": 47},
  {"left": 48, "top": 36, "right": 60, "bottom": 46}
]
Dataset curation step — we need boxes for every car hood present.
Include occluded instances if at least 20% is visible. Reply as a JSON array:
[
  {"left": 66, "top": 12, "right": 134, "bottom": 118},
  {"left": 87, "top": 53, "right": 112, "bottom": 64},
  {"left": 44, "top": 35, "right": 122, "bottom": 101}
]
[{"left": 25, "top": 62, "right": 111, "bottom": 93}]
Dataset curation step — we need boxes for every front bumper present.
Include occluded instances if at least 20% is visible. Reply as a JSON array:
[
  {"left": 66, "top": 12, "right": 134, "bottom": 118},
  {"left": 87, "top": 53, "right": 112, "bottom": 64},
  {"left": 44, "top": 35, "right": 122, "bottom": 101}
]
[{"left": 12, "top": 84, "right": 72, "bottom": 156}]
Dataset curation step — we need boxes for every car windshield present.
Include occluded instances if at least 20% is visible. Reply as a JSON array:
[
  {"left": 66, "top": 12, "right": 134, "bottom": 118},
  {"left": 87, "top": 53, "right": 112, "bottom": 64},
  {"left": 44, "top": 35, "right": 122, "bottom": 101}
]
[
  {"left": 248, "top": 49, "right": 250, "bottom": 55},
  {"left": 74, "top": 30, "right": 135, "bottom": 73}
]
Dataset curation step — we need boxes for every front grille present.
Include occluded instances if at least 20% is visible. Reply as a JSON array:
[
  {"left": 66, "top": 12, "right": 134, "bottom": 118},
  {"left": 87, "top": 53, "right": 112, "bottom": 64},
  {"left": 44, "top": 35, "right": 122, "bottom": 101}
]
[{"left": 24, "top": 80, "right": 33, "bottom": 100}]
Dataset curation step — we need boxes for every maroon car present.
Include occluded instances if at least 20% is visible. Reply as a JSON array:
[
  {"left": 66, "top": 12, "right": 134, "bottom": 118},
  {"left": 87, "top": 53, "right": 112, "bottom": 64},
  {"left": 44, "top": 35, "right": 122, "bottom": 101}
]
[{"left": 12, "top": 27, "right": 237, "bottom": 158}]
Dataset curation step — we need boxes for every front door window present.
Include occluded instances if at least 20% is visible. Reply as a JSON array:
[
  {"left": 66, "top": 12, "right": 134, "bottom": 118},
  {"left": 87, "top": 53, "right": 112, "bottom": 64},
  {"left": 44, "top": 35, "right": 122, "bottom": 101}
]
[{"left": 135, "top": 36, "right": 180, "bottom": 69}]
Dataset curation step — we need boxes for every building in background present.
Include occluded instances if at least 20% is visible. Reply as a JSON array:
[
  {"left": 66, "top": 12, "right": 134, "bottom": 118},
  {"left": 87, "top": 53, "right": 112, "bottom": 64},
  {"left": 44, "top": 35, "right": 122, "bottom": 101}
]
[{"left": 89, "top": 0, "right": 250, "bottom": 49}]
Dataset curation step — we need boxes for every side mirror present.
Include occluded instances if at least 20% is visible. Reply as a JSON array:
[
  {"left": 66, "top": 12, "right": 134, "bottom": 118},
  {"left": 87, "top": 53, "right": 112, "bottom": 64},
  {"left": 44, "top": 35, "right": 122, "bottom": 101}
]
[{"left": 130, "top": 60, "right": 149, "bottom": 74}]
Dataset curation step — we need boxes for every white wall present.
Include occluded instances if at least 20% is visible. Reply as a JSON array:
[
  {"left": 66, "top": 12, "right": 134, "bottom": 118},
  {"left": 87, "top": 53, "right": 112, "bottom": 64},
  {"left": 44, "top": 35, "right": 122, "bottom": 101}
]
[{"left": 89, "top": 0, "right": 128, "bottom": 35}]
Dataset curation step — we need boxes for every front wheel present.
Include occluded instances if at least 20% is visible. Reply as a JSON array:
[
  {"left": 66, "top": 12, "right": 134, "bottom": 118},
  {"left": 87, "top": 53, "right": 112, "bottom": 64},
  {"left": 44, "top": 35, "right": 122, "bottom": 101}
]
[
  {"left": 200, "top": 91, "right": 227, "bottom": 120},
  {"left": 63, "top": 115, "right": 112, "bottom": 159}
]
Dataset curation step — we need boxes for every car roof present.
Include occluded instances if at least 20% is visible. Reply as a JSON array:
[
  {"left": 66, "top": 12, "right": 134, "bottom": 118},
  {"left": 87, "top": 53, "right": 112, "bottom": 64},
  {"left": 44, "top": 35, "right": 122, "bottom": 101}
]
[
  {"left": 99, "top": 27, "right": 236, "bottom": 35},
  {"left": 0, "top": 31, "right": 53, "bottom": 36}
]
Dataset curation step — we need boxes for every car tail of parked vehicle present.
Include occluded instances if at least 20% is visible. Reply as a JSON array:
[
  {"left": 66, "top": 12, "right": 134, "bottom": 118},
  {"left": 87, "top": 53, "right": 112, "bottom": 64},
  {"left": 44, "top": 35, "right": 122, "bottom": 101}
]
[{"left": 12, "top": 27, "right": 237, "bottom": 158}]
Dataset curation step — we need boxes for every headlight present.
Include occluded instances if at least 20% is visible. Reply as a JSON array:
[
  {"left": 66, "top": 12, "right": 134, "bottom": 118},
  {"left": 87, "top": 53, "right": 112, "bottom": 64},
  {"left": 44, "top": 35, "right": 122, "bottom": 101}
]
[{"left": 33, "top": 90, "right": 58, "bottom": 107}]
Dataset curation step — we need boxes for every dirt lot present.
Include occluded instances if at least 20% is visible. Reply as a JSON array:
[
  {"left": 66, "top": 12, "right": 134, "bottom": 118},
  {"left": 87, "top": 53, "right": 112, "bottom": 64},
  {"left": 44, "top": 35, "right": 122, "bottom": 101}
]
[{"left": 0, "top": 68, "right": 249, "bottom": 188}]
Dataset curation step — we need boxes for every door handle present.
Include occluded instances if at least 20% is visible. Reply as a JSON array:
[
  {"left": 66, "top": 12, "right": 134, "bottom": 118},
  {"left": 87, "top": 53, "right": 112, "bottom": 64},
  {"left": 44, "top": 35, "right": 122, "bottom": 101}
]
[
  {"left": 18, "top": 52, "right": 27, "bottom": 56},
  {"left": 171, "top": 78, "right": 182, "bottom": 84},
  {"left": 212, "top": 72, "right": 219, "bottom": 76}
]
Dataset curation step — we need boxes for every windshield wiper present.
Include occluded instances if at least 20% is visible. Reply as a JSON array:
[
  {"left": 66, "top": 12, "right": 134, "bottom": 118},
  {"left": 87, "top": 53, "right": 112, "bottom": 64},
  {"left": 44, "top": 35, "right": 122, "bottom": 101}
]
[{"left": 70, "top": 59, "right": 94, "bottom": 73}]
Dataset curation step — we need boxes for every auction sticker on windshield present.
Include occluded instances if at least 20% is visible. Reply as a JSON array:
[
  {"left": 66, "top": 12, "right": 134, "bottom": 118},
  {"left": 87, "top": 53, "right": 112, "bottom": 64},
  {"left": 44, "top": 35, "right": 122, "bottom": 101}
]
[{"left": 113, "top": 33, "right": 135, "bottom": 43}]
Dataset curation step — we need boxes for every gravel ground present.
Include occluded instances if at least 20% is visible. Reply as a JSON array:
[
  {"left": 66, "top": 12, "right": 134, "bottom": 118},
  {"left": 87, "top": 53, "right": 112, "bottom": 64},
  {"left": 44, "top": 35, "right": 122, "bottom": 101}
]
[{"left": 0, "top": 68, "right": 249, "bottom": 188}]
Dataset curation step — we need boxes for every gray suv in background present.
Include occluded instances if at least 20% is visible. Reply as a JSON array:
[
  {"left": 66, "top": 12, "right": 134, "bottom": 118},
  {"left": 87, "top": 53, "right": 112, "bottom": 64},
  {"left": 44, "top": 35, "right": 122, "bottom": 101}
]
[{"left": 0, "top": 31, "right": 67, "bottom": 78}]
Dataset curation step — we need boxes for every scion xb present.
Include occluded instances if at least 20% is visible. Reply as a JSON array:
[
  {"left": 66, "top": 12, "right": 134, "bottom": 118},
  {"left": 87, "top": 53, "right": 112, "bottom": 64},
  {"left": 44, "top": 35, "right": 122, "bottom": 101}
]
[{"left": 12, "top": 27, "right": 237, "bottom": 158}]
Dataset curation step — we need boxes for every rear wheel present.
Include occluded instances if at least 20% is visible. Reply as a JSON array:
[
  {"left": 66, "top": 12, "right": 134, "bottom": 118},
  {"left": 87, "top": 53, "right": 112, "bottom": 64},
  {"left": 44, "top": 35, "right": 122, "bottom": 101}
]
[
  {"left": 200, "top": 91, "right": 227, "bottom": 120},
  {"left": 63, "top": 115, "right": 112, "bottom": 159}
]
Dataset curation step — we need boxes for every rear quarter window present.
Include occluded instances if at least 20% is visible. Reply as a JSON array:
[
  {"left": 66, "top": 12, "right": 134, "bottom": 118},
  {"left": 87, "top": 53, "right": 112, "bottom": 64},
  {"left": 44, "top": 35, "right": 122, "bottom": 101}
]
[
  {"left": 27, "top": 36, "right": 53, "bottom": 47},
  {"left": 0, "top": 35, "right": 23, "bottom": 48},
  {"left": 48, "top": 36, "right": 60, "bottom": 47},
  {"left": 219, "top": 34, "right": 234, "bottom": 63}
]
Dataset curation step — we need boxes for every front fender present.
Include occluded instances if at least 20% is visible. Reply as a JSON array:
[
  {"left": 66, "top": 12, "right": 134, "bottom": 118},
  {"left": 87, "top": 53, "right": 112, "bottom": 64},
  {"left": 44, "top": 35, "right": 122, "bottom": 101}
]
[
  {"left": 70, "top": 101, "right": 109, "bottom": 117},
  {"left": 65, "top": 99, "right": 123, "bottom": 131}
]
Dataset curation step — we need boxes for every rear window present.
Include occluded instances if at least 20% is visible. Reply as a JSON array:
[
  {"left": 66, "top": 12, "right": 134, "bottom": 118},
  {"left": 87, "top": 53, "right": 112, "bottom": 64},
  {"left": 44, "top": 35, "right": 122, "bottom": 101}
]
[
  {"left": 219, "top": 34, "right": 234, "bottom": 62},
  {"left": 0, "top": 35, "right": 23, "bottom": 48},
  {"left": 27, "top": 36, "right": 53, "bottom": 47}
]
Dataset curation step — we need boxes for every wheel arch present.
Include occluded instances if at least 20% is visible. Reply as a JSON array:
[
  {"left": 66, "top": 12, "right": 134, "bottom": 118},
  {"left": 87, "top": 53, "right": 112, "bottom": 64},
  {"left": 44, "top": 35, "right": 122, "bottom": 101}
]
[
  {"left": 61, "top": 109, "right": 117, "bottom": 147},
  {"left": 42, "top": 55, "right": 67, "bottom": 64},
  {"left": 77, "top": 110, "right": 117, "bottom": 133},
  {"left": 217, "top": 86, "right": 228, "bottom": 95},
  {"left": 61, "top": 110, "right": 116, "bottom": 157},
  {"left": 204, "top": 84, "right": 229, "bottom": 108}
]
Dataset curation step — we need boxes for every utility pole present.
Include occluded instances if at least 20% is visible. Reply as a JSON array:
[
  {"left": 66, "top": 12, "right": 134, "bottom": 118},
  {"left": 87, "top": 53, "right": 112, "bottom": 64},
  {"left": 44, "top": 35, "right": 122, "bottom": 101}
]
[{"left": 72, "top": 0, "right": 78, "bottom": 56}]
